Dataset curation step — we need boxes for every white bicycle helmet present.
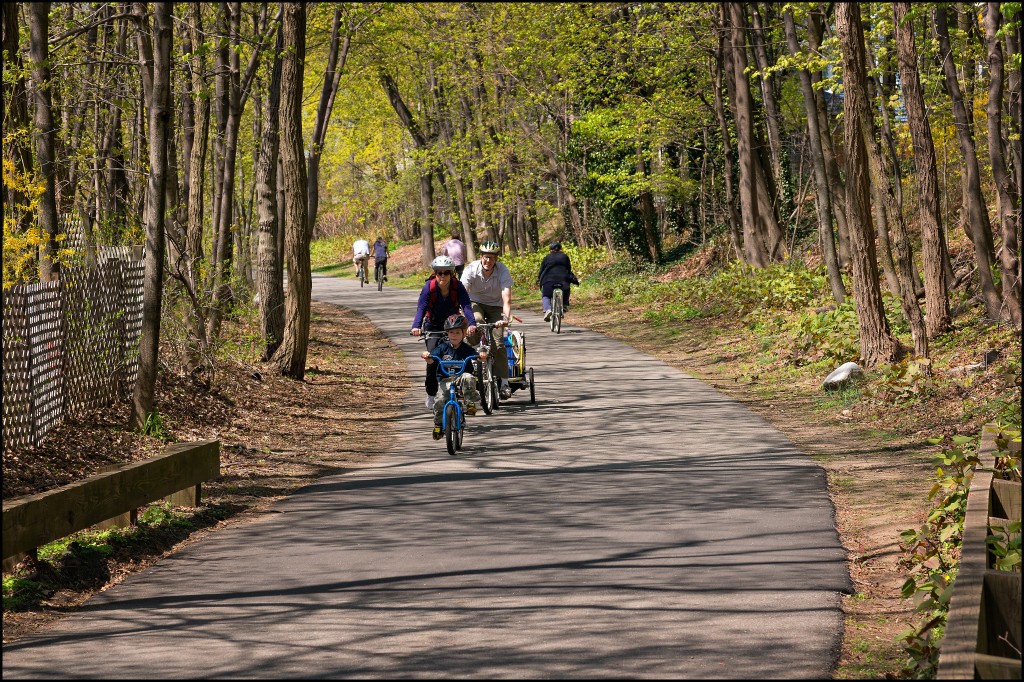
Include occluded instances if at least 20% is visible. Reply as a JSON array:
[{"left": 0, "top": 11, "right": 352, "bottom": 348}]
[{"left": 431, "top": 255, "right": 455, "bottom": 270}]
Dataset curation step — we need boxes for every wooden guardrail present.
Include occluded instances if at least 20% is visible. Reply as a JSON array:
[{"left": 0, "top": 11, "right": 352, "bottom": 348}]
[
  {"left": 2, "top": 440, "right": 219, "bottom": 563},
  {"left": 938, "top": 425, "right": 1021, "bottom": 679}
]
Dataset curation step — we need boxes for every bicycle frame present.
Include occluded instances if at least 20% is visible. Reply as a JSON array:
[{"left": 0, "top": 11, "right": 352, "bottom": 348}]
[{"left": 436, "top": 358, "right": 473, "bottom": 432}]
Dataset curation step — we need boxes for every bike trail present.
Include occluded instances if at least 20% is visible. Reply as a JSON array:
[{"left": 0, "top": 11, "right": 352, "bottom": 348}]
[{"left": 2, "top": 274, "right": 851, "bottom": 679}]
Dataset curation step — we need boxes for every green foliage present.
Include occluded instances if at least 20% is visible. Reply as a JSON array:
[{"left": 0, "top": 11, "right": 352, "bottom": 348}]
[
  {"left": 867, "top": 359, "right": 937, "bottom": 407},
  {"left": 141, "top": 410, "right": 169, "bottom": 442},
  {"left": 898, "top": 433, "right": 980, "bottom": 679},
  {"left": 2, "top": 576, "right": 45, "bottom": 612},
  {"left": 784, "top": 302, "right": 860, "bottom": 367}
]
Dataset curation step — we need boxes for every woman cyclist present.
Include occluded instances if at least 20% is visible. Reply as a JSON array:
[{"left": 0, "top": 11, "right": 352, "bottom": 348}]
[{"left": 411, "top": 256, "right": 476, "bottom": 409}]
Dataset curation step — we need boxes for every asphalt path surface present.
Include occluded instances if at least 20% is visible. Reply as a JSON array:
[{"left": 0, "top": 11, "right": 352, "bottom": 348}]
[{"left": 2, "top": 273, "right": 851, "bottom": 679}]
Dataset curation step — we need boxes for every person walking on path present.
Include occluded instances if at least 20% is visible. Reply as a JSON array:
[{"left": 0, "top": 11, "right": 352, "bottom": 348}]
[
  {"left": 538, "top": 241, "right": 578, "bottom": 322},
  {"left": 461, "top": 241, "right": 513, "bottom": 399},
  {"left": 442, "top": 233, "right": 467, "bottom": 278},
  {"left": 411, "top": 256, "right": 476, "bottom": 409}
]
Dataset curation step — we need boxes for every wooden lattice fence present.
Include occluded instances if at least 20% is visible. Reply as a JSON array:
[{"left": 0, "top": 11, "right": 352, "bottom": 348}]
[{"left": 2, "top": 251, "right": 144, "bottom": 451}]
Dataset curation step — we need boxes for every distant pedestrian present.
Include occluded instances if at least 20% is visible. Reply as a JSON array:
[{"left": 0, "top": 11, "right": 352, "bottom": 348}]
[{"left": 442, "top": 233, "right": 467, "bottom": 278}]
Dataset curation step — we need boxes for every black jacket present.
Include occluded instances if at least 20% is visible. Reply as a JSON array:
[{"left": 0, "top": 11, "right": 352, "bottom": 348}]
[{"left": 538, "top": 251, "right": 574, "bottom": 286}]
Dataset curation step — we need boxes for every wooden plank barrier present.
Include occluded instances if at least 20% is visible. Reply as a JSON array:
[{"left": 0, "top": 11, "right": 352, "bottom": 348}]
[
  {"left": 938, "top": 426, "right": 1022, "bottom": 679},
  {"left": 1, "top": 440, "right": 219, "bottom": 562}
]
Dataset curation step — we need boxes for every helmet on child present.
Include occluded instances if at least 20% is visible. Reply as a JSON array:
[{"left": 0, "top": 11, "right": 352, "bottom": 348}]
[
  {"left": 444, "top": 313, "right": 468, "bottom": 331},
  {"left": 478, "top": 241, "right": 501, "bottom": 255},
  {"left": 431, "top": 255, "right": 455, "bottom": 270}
]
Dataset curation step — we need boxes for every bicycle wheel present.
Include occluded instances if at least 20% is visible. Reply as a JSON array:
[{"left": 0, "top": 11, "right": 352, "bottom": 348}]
[
  {"left": 528, "top": 367, "right": 535, "bottom": 404},
  {"left": 376, "top": 263, "right": 384, "bottom": 291},
  {"left": 455, "top": 407, "right": 464, "bottom": 450},
  {"left": 481, "top": 360, "right": 497, "bottom": 414},
  {"left": 445, "top": 403, "right": 458, "bottom": 456},
  {"left": 359, "top": 266, "right": 365, "bottom": 287},
  {"left": 475, "top": 364, "right": 493, "bottom": 415},
  {"left": 551, "top": 289, "right": 562, "bottom": 333}
]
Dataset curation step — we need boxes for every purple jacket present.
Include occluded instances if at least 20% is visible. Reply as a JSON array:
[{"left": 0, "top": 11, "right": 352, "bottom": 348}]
[{"left": 411, "top": 277, "right": 475, "bottom": 330}]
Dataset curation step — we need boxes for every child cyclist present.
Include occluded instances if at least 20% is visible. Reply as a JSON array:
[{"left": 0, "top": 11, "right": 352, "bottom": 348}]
[{"left": 422, "top": 314, "right": 485, "bottom": 440}]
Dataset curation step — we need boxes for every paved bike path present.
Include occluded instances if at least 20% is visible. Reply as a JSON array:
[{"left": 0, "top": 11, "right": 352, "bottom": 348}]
[{"left": 2, "top": 274, "right": 851, "bottom": 678}]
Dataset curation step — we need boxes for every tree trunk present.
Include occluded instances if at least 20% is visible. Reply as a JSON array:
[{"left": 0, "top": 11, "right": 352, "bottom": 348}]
[
  {"left": 712, "top": 25, "right": 744, "bottom": 261},
  {"left": 748, "top": 3, "right": 784, "bottom": 195},
  {"left": 636, "top": 151, "right": 660, "bottom": 262},
  {"left": 257, "top": 24, "right": 285, "bottom": 359},
  {"left": 783, "top": 8, "right": 844, "bottom": 303},
  {"left": 271, "top": 2, "right": 310, "bottom": 380},
  {"left": 132, "top": 1, "right": 172, "bottom": 429},
  {"left": 185, "top": 2, "right": 209, "bottom": 280},
  {"left": 893, "top": 2, "right": 952, "bottom": 338},
  {"left": 29, "top": 2, "right": 60, "bottom": 282},
  {"left": 934, "top": 5, "right": 1002, "bottom": 320},
  {"left": 307, "top": 8, "right": 352, "bottom": 238},
  {"left": 809, "top": 9, "right": 852, "bottom": 269},
  {"left": 836, "top": 3, "right": 901, "bottom": 367},
  {"left": 983, "top": 3, "right": 1022, "bottom": 327},
  {"left": 727, "top": 2, "right": 768, "bottom": 267}
]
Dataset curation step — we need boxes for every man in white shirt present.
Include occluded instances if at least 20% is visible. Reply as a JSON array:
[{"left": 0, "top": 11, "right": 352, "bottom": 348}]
[
  {"left": 461, "top": 240, "right": 514, "bottom": 398},
  {"left": 352, "top": 238, "right": 370, "bottom": 280}
]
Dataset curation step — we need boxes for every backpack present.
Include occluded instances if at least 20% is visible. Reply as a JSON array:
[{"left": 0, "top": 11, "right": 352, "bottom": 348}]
[{"left": 426, "top": 275, "right": 460, "bottom": 310}]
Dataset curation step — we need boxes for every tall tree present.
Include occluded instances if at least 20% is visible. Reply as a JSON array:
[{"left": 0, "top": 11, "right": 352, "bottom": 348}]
[
  {"left": 982, "top": 3, "right": 1022, "bottom": 327},
  {"left": 256, "top": 24, "right": 285, "bottom": 360},
  {"left": 933, "top": 5, "right": 1002, "bottom": 320},
  {"left": 726, "top": 2, "right": 768, "bottom": 267},
  {"left": 271, "top": 1, "right": 310, "bottom": 380},
  {"left": 28, "top": 2, "right": 60, "bottom": 282},
  {"left": 3, "top": 3, "right": 33, "bottom": 236},
  {"left": 783, "top": 7, "right": 845, "bottom": 304},
  {"left": 132, "top": 1, "right": 172, "bottom": 429},
  {"left": 893, "top": 2, "right": 952, "bottom": 338},
  {"left": 837, "top": 2, "right": 901, "bottom": 367}
]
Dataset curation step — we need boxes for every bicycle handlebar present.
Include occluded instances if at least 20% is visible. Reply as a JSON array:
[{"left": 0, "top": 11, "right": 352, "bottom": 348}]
[{"left": 437, "top": 357, "right": 476, "bottom": 377}]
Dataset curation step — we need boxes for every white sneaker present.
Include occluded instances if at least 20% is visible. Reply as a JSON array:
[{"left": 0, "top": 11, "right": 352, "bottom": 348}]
[
  {"left": 543, "top": 311, "right": 552, "bottom": 321},
  {"left": 425, "top": 395, "right": 436, "bottom": 410}
]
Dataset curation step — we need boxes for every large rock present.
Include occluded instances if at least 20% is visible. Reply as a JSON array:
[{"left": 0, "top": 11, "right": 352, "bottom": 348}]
[{"left": 822, "top": 361, "right": 864, "bottom": 391}]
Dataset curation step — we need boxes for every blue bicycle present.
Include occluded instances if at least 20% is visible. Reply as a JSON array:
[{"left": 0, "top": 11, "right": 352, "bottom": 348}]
[{"left": 436, "top": 357, "right": 475, "bottom": 456}]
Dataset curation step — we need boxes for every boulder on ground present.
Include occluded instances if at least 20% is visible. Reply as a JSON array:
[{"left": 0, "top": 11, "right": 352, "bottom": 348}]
[{"left": 822, "top": 361, "right": 863, "bottom": 391}]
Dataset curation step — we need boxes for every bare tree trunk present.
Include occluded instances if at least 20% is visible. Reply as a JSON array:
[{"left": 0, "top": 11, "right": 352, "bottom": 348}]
[
  {"left": 934, "top": 5, "right": 1002, "bottom": 320},
  {"left": 783, "top": 8, "right": 844, "bottom": 302},
  {"left": 983, "top": 3, "right": 1022, "bottom": 327},
  {"left": 727, "top": 2, "right": 768, "bottom": 267},
  {"left": 271, "top": 1, "right": 310, "bottom": 380},
  {"left": 257, "top": 24, "right": 285, "bottom": 359},
  {"left": 636, "top": 151, "right": 660, "bottom": 262},
  {"left": 749, "top": 3, "right": 784, "bottom": 194},
  {"left": 307, "top": 8, "right": 351, "bottom": 238},
  {"left": 893, "top": 2, "right": 952, "bottom": 338},
  {"left": 29, "top": 2, "right": 60, "bottom": 282},
  {"left": 185, "top": 2, "right": 209, "bottom": 280},
  {"left": 132, "top": 1, "right": 172, "bottom": 429},
  {"left": 836, "top": 3, "right": 901, "bottom": 367},
  {"left": 711, "top": 24, "right": 744, "bottom": 261}
]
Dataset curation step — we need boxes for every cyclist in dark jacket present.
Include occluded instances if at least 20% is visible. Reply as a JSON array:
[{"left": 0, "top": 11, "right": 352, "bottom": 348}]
[{"left": 537, "top": 242, "right": 576, "bottom": 321}]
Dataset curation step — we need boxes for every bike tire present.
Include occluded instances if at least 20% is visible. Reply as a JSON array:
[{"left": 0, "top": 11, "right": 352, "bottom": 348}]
[
  {"left": 482, "top": 360, "right": 497, "bottom": 414},
  {"left": 377, "top": 273, "right": 383, "bottom": 291},
  {"left": 476, "top": 364, "right": 493, "bottom": 415},
  {"left": 491, "top": 380, "right": 500, "bottom": 410},
  {"left": 528, "top": 367, "right": 535, "bottom": 404},
  {"left": 455, "top": 410, "right": 464, "bottom": 450},
  {"left": 445, "top": 403, "right": 458, "bottom": 456}
]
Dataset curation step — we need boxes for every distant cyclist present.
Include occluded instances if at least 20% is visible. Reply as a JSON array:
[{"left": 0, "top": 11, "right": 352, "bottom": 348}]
[
  {"left": 411, "top": 255, "right": 476, "bottom": 410},
  {"left": 372, "top": 236, "right": 389, "bottom": 282},
  {"left": 538, "top": 241, "right": 578, "bottom": 321},
  {"left": 352, "top": 237, "right": 370, "bottom": 280},
  {"left": 461, "top": 240, "right": 513, "bottom": 399}
]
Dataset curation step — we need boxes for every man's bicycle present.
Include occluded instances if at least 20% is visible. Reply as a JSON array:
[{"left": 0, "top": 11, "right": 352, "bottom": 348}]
[
  {"left": 374, "top": 258, "right": 385, "bottom": 291},
  {"left": 473, "top": 322, "right": 502, "bottom": 414},
  {"left": 356, "top": 259, "right": 368, "bottom": 287}
]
